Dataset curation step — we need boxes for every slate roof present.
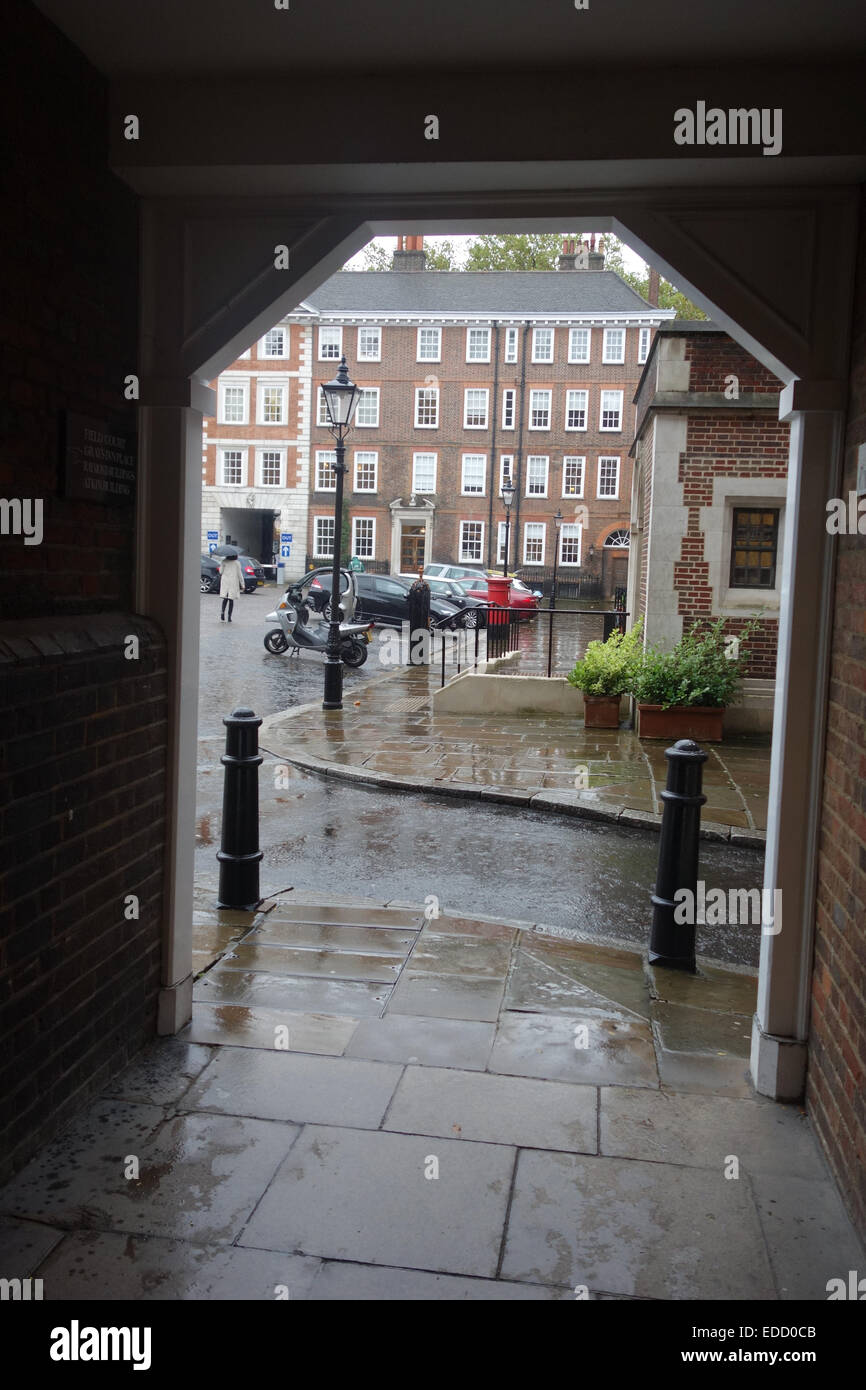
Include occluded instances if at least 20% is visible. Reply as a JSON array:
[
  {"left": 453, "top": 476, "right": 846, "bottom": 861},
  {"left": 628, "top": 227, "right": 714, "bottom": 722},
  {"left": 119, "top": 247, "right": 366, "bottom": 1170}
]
[{"left": 299, "top": 269, "right": 662, "bottom": 317}]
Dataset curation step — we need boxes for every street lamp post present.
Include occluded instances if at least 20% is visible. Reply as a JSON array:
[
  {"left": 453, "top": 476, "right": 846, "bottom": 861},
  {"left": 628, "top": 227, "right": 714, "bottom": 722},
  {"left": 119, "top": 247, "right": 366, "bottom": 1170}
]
[
  {"left": 320, "top": 356, "right": 361, "bottom": 711},
  {"left": 549, "top": 509, "right": 563, "bottom": 611},
  {"left": 501, "top": 479, "right": 515, "bottom": 577}
]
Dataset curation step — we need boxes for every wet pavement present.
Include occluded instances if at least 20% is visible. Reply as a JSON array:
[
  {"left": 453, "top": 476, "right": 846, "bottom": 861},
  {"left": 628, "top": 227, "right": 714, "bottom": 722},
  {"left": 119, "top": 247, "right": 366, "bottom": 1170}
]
[
  {"left": 261, "top": 662, "right": 770, "bottom": 839},
  {"left": 2, "top": 890, "right": 862, "bottom": 1301},
  {"left": 197, "top": 591, "right": 770, "bottom": 968}
]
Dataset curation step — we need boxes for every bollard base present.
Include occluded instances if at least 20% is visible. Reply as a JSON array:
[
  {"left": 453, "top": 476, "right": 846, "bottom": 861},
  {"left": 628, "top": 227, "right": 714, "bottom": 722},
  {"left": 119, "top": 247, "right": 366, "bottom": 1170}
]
[{"left": 647, "top": 949, "right": 697, "bottom": 973}]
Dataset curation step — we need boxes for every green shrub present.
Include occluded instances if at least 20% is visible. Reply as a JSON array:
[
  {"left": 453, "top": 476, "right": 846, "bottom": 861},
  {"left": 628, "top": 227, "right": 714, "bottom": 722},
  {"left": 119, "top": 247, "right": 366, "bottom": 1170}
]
[
  {"left": 566, "top": 621, "right": 644, "bottom": 697},
  {"left": 631, "top": 617, "right": 760, "bottom": 709}
]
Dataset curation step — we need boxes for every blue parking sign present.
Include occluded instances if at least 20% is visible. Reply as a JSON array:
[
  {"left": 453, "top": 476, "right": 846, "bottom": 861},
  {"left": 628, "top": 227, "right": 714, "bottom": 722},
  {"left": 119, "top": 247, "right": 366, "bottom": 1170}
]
[{"left": 207, "top": 530, "right": 218, "bottom": 540}]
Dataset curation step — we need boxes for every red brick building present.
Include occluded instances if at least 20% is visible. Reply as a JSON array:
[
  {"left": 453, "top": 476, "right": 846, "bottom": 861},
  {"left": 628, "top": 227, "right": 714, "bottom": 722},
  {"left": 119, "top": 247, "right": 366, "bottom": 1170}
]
[
  {"left": 203, "top": 238, "right": 674, "bottom": 590},
  {"left": 628, "top": 323, "right": 788, "bottom": 729}
]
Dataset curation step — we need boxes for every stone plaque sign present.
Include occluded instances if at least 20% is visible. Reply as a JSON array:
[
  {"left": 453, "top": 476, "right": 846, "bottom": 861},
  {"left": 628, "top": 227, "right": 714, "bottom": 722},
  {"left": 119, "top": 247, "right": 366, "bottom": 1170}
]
[{"left": 62, "top": 412, "right": 136, "bottom": 505}]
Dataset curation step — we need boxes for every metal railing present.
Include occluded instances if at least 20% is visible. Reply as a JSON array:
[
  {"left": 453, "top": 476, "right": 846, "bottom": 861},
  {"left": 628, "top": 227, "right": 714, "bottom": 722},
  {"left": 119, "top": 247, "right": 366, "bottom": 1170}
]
[
  {"left": 430, "top": 603, "right": 524, "bottom": 687},
  {"left": 514, "top": 567, "right": 602, "bottom": 600}
]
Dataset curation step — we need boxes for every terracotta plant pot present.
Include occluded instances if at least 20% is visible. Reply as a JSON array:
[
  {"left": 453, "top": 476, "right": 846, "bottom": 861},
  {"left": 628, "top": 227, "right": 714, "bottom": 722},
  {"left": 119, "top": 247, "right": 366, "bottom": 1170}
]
[
  {"left": 637, "top": 703, "right": 725, "bottom": 742},
  {"left": 583, "top": 694, "right": 622, "bottom": 728}
]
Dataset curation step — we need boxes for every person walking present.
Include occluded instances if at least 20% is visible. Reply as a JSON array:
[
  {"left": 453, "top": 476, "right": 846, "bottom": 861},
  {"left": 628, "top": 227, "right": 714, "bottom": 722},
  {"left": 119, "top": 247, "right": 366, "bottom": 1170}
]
[{"left": 218, "top": 550, "right": 243, "bottom": 622}]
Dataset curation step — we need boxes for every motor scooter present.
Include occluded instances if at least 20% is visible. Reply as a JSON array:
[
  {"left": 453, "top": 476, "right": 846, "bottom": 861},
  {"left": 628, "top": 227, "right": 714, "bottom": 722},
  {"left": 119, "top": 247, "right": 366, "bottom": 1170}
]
[{"left": 263, "top": 595, "right": 373, "bottom": 666}]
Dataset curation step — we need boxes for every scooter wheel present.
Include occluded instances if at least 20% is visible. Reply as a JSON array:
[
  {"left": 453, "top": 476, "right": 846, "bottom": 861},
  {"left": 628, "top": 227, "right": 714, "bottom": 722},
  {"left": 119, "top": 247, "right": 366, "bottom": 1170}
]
[
  {"left": 340, "top": 640, "right": 368, "bottom": 668},
  {"left": 264, "top": 630, "right": 289, "bottom": 654}
]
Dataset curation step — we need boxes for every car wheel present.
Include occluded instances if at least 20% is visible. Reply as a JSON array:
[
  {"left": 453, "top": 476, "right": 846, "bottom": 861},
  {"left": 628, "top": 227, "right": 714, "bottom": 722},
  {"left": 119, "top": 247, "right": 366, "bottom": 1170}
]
[
  {"left": 200, "top": 576, "right": 211, "bottom": 593},
  {"left": 324, "top": 601, "right": 344, "bottom": 621},
  {"left": 462, "top": 608, "right": 479, "bottom": 629}
]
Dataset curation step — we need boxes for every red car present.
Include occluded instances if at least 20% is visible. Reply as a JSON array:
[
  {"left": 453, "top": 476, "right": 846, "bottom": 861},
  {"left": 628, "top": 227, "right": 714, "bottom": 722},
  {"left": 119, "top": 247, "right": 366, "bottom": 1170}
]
[{"left": 454, "top": 576, "right": 540, "bottom": 612}]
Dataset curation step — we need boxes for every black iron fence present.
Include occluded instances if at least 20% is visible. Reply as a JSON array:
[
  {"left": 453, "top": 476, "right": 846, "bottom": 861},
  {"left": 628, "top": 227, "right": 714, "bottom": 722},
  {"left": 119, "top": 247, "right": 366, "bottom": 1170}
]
[{"left": 513, "top": 567, "right": 603, "bottom": 600}]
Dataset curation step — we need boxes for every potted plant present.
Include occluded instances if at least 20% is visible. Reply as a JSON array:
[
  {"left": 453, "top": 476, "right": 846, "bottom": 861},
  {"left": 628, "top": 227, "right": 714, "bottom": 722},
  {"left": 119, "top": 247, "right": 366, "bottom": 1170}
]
[
  {"left": 631, "top": 617, "right": 758, "bottom": 741},
  {"left": 567, "top": 621, "right": 644, "bottom": 728}
]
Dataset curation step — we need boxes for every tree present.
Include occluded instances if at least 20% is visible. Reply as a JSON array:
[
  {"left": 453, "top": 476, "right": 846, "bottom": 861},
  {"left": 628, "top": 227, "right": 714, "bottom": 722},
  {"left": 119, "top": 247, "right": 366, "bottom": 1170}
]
[
  {"left": 352, "top": 237, "right": 459, "bottom": 271},
  {"left": 602, "top": 235, "right": 706, "bottom": 320},
  {"left": 464, "top": 233, "right": 580, "bottom": 271}
]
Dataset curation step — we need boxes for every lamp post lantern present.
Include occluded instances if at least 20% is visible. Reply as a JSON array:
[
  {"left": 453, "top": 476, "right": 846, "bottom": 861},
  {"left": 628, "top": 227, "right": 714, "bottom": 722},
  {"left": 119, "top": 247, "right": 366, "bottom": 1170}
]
[
  {"left": 320, "top": 356, "right": 361, "bottom": 710},
  {"left": 549, "top": 509, "right": 563, "bottom": 611},
  {"left": 500, "top": 478, "right": 516, "bottom": 577}
]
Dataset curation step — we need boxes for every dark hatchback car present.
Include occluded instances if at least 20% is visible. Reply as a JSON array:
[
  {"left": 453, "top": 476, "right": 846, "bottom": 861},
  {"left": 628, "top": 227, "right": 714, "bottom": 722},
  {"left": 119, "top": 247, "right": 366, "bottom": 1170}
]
[
  {"left": 200, "top": 553, "right": 264, "bottom": 594},
  {"left": 310, "top": 571, "right": 471, "bottom": 629},
  {"left": 424, "top": 577, "right": 489, "bottom": 627}
]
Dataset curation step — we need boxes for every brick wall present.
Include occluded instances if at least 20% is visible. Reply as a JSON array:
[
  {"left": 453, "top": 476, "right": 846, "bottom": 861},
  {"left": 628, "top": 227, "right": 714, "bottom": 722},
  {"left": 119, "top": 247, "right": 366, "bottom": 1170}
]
[
  {"left": 808, "top": 195, "right": 866, "bottom": 1244},
  {"left": 1, "top": 3, "right": 139, "bottom": 621},
  {"left": 683, "top": 336, "right": 782, "bottom": 395},
  {"left": 676, "top": 410, "right": 788, "bottom": 677},
  {"left": 0, "top": 617, "right": 167, "bottom": 1181},
  {"left": 0, "top": 2, "right": 164, "bottom": 1178}
]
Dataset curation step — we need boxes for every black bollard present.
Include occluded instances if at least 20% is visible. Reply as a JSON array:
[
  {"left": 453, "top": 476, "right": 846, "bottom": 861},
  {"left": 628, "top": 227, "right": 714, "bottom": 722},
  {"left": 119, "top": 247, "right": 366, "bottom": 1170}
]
[
  {"left": 648, "top": 738, "right": 708, "bottom": 972},
  {"left": 216, "top": 706, "right": 263, "bottom": 910}
]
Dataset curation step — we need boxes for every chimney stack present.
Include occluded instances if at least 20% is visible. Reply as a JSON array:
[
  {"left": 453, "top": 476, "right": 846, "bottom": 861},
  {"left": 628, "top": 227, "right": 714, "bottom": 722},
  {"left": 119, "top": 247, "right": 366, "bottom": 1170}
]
[
  {"left": 587, "top": 234, "right": 605, "bottom": 271},
  {"left": 392, "top": 234, "right": 427, "bottom": 271},
  {"left": 557, "top": 236, "right": 578, "bottom": 271},
  {"left": 647, "top": 266, "right": 660, "bottom": 306}
]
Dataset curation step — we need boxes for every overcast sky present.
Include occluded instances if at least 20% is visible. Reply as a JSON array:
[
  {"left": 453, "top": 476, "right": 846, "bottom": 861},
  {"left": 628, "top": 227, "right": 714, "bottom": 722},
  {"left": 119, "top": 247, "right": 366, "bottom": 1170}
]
[{"left": 345, "top": 234, "right": 648, "bottom": 273}]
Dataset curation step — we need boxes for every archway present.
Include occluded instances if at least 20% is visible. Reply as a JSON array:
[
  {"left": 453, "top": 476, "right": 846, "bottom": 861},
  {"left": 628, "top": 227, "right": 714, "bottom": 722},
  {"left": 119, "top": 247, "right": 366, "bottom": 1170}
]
[{"left": 134, "top": 186, "right": 855, "bottom": 1103}]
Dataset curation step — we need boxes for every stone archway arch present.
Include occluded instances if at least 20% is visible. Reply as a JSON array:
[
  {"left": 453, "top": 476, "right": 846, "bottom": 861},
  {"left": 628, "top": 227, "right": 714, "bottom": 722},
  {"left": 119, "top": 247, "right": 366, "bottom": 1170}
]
[{"left": 135, "top": 183, "right": 855, "bottom": 1102}]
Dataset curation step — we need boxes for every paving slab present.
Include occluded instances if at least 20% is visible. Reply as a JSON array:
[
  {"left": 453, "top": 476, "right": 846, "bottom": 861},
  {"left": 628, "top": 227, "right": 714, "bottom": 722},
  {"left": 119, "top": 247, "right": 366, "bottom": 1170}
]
[
  {"left": 657, "top": 1049, "right": 755, "bottom": 1098},
  {"left": 501, "top": 1149, "right": 775, "bottom": 1298},
  {"left": 101, "top": 1040, "right": 215, "bottom": 1107},
  {"left": 194, "top": 967, "right": 390, "bottom": 1018},
  {"left": 183, "top": 1048, "right": 402, "bottom": 1128},
  {"left": 239, "top": 1125, "right": 515, "bottom": 1278},
  {"left": 192, "top": 920, "right": 253, "bottom": 951},
  {"left": 651, "top": 1002, "right": 753, "bottom": 1057},
  {"left": 183, "top": 1004, "right": 359, "bottom": 1054},
  {"left": 407, "top": 935, "right": 512, "bottom": 978},
  {"left": 505, "top": 948, "right": 647, "bottom": 1019},
  {"left": 308, "top": 1261, "right": 572, "bottom": 1300},
  {"left": 750, "top": 1172, "right": 866, "bottom": 1300},
  {"left": 36, "top": 1230, "right": 321, "bottom": 1301},
  {"left": 264, "top": 904, "right": 422, "bottom": 928},
  {"left": 648, "top": 962, "right": 758, "bottom": 1015},
  {"left": 385, "top": 1066, "right": 597, "bottom": 1153},
  {"left": 0, "top": 1217, "right": 65, "bottom": 1277},
  {"left": 488, "top": 1010, "right": 658, "bottom": 1088},
  {"left": 255, "top": 920, "right": 417, "bottom": 954},
  {"left": 0, "top": 1104, "right": 298, "bottom": 1245},
  {"left": 419, "top": 914, "right": 519, "bottom": 943},
  {"left": 345, "top": 1014, "right": 495, "bottom": 1070},
  {"left": 219, "top": 942, "right": 405, "bottom": 985},
  {"left": 600, "top": 1088, "right": 826, "bottom": 1178},
  {"left": 387, "top": 971, "right": 506, "bottom": 1023}
]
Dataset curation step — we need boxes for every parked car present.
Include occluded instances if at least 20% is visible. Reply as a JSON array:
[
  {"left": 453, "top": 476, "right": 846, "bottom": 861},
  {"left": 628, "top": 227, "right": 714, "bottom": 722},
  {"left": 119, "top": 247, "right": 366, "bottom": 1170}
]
[
  {"left": 453, "top": 576, "right": 540, "bottom": 613},
  {"left": 424, "top": 577, "right": 489, "bottom": 627},
  {"left": 422, "top": 563, "right": 487, "bottom": 583},
  {"left": 311, "top": 571, "right": 471, "bottom": 629},
  {"left": 200, "top": 553, "right": 263, "bottom": 594}
]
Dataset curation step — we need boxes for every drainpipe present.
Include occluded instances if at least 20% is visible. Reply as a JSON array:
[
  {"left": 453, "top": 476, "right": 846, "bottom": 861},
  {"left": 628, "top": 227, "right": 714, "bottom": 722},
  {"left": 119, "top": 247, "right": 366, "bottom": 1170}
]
[
  {"left": 487, "top": 322, "right": 501, "bottom": 568},
  {"left": 512, "top": 321, "right": 530, "bottom": 574}
]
